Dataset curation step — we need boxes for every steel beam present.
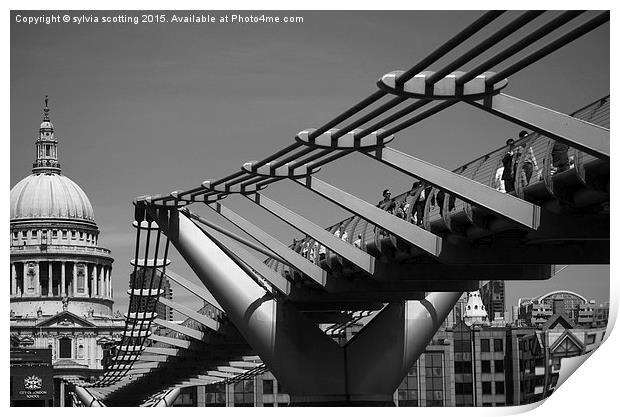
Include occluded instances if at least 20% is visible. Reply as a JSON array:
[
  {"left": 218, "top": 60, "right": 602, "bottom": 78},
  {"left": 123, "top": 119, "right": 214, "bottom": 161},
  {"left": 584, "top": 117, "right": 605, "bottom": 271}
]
[
  {"left": 206, "top": 370, "right": 236, "bottom": 379},
  {"left": 143, "top": 346, "right": 179, "bottom": 356},
  {"left": 364, "top": 146, "right": 540, "bottom": 229},
  {"left": 468, "top": 93, "right": 609, "bottom": 159},
  {"left": 137, "top": 355, "right": 172, "bottom": 363},
  {"left": 153, "top": 317, "right": 206, "bottom": 342},
  {"left": 200, "top": 224, "right": 292, "bottom": 295},
  {"left": 181, "top": 209, "right": 287, "bottom": 265},
  {"left": 130, "top": 361, "right": 165, "bottom": 370},
  {"left": 149, "top": 206, "right": 347, "bottom": 398},
  {"left": 73, "top": 385, "right": 106, "bottom": 407},
  {"left": 152, "top": 388, "right": 181, "bottom": 407},
  {"left": 163, "top": 269, "right": 222, "bottom": 310},
  {"left": 228, "top": 361, "right": 262, "bottom": 369},
  {"left": 216, "top": 366, "right": 248, "bottom": 374},
  {"left": 207, "top": 202, "right": 327, "bottom": 286},
  {"left": 244, "top": 193, "right": 376, "bottom": 274},
  {"left": 344, "top": 292, "right": 462, "bottom": 399},
  {"left": 149, "top": 333, "right": 193, "bottom": 350},
  {"left": 158, "top": 296, "right": 220, "bottom": 332},
  {"left": 293, "top": 176, "right": 442, "bottom": 256}
]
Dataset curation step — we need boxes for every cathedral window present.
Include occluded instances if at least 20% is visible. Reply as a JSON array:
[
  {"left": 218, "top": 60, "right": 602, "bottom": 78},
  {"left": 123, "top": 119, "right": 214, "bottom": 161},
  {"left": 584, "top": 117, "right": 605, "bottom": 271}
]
[{"left": 59, "top": 338, "right": 72, "bottom": 358}]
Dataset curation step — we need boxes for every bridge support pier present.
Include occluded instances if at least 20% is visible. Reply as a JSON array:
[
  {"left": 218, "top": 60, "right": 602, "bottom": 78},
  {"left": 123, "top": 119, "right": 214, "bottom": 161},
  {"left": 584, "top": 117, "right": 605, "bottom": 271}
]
[{"left": 151, "top": 207, "right": 461, "bottom": 406}]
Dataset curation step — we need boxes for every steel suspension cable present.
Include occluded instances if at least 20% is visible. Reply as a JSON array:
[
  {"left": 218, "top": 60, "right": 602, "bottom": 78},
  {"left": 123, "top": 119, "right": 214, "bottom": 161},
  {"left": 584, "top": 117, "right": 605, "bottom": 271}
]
[
  {"left": 486, "top": 11, "right": 610, "bottom": 85},
  {"left": 424, "top": 10, "right": 544, "bottom": 85},
  {"left": 395, "top": 10, "right": 505, "bottom": 88},
  {"left": 456, "top": 10, "right": 585, "bottom": 85}
]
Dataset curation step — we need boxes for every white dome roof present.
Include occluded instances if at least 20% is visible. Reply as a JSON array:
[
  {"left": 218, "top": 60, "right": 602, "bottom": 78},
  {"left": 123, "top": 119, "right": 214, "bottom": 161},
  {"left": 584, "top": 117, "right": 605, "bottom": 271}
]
[{"left": 10, "top": 173, "right": 95, "bottom": 223}]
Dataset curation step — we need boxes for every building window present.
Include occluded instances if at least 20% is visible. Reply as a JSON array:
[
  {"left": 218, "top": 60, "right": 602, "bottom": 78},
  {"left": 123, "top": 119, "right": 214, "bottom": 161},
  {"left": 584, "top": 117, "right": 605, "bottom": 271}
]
[
  {"left": 482, "top": 382, "right": 492, "bottom": 395},
  {"left": 52, "top": 230, "right": 57, "bottom": 238},
  {"left": 71, "top": 231, "right": 76, "bottom": 239},
  {"left": 495, "top": 359, "right": 505, "bottom": 373},
  {"left": 172, "top": 387, "right": 196, "bottom": 407},
  {"left": 398, "top": 365, "right": 418, "bottom": 406},
  {"left": 205, "top": 384, "right": 225, "bottom": 407},
  {"left": 22, "top": 230, "right": 27, "bottom": 238},
  {"left": 32, "top": 230, "right": 38, "bottom": 237},
  {"left": 79, "top": 232, "right": 84, "bottom": 240},
  {"left": 78, "top": 344, "right": 84, "bottom": 358},
  {"left": 495, "top": 381, "right": 505, "bottom": 395},
  {"left": 59, "top": 338, "right": 72, "bottom": 358},
  {"left": 13, "top": 231, "right": 18, "bottom": 239},
  {"left": 425, "top": 353, "right": 444, "bottom": 406},
  {"left": 262, "top": 379, "right": 274, "bottom": 395},
  {"left": 481, "top": 339, "right": 490, "bottom": 352},
  {"left": 494, "top": 339, "right": 504, "bottom": 352},
  {"left": 233, "top": 380, "right": 254, "bottom": 406},
  {"left": 62, "top": 230, "right": 67, "bottom": 239},
  {"left": 481, "top": 360, "right": 491, "bottom": 373},
  {"left": 586, "top": 334, "right": 596, "bottom": 345}
]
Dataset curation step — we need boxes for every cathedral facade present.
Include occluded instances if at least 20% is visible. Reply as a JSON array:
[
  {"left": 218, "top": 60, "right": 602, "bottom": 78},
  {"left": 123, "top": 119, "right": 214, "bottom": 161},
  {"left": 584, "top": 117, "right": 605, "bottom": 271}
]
[{"left": 10, "top": 99, "right": 125, "bottom": 394}]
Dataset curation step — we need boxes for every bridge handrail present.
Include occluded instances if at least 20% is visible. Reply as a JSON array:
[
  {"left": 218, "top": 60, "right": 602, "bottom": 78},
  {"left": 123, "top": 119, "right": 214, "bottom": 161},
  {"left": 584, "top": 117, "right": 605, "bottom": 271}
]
[{"left": 264, "top": 94, "right": 609, "bottom": 277}]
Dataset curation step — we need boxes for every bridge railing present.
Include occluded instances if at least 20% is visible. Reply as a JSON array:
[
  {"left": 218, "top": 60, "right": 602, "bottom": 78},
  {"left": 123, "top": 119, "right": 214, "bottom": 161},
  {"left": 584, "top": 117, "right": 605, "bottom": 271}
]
[{"left": 265, "top": 94, "right": 609, "bottom": 277}]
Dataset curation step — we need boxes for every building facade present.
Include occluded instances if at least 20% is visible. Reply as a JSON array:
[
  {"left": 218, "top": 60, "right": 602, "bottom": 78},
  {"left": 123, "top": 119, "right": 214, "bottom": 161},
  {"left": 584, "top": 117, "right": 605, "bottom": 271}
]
[
  {"left": 10, "top": 99, "right": 125, "bottom": 406},
  {"left": 480, "top": 281, "right": 506, "bottom": 322},
  {"left": 171, "top": 308, "right": 608, "bottom": 407}
]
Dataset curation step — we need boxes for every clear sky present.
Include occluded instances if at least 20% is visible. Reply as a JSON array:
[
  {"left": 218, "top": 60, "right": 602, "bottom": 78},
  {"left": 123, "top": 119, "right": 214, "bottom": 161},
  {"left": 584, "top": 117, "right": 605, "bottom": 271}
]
[{"left": 10, "top": 10, "right": 609, "bottom": 314}]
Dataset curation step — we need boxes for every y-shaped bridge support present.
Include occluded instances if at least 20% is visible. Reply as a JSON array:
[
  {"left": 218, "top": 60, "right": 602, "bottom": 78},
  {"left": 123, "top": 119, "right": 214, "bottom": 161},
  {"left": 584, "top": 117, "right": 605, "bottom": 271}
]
[{"left": 150, "top": 206, "right": 460, "bottom": 405}]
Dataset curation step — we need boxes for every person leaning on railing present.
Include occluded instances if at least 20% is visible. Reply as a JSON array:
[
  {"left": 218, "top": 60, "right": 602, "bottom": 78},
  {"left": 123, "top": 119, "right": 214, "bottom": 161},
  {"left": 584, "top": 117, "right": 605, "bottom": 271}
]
[
  {"left": 517, "top": 130, "right": 539, "bottom": 186},
  {"left": 502, "top": 138, "right": 516, "bottom": 193}
]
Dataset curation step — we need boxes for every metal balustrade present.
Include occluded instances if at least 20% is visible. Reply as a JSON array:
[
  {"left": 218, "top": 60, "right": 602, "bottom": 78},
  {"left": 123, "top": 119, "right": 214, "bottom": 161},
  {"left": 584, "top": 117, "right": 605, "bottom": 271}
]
[{"left": 264, "top": 94, "right": 609, "bottom": 275}]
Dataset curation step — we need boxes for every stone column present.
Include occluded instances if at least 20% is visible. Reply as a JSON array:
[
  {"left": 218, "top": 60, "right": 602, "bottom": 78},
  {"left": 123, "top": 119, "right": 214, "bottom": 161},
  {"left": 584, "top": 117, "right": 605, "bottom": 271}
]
[
  {"left": 197, "top": 385, "right": 206, "bottom": 407},
  {"left": 61, "top": 261, "right": 66, "bottom": 296},
  {"left": 72, "top": 263, "right": 77, "bottom": 296},
  {"left": 59, "top": 380, "right": 66, "bottom": 407},
  {"left": 108, "top": 267, "right": 113, "bottom": 299},
  {"left": 11, "top": 263, "right": 16, "bottom": 296},
  {"left": 84, "top": 263, "right": 90, "bottom": 296},
  {"left": 48, "top": 262, "right": 53, "bottom": 296},
  {"left": 98, "top": 265, "right": 103, "bottom": 297},
  {"left": 35, "top": 261, "right": 40, "bottom": 296},
  {"left": 22, "top": 263, "right": 27, "bottom": 296},
  {"left": 90, "top": 264, "right": 96, "bottom": 297}
]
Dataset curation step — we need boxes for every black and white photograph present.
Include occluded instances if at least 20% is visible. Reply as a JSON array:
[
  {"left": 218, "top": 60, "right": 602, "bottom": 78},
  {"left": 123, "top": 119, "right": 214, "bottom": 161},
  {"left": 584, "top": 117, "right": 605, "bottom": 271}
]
[{"left": 8, "top": 6, "right": 613, "bottom": 410}]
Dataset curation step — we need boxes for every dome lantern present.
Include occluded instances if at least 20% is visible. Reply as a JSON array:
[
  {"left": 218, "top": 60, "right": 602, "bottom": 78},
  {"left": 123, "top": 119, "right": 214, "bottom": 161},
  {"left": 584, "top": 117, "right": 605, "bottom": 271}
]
[{"left": 32, "top": 95, "right": 61, "bottom": 174}]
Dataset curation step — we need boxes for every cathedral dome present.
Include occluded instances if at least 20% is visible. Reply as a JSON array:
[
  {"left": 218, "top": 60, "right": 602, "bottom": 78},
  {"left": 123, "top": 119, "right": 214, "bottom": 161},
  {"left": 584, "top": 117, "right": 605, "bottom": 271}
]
[{"left": 10, "top": 173, "right": 95, "bottom": 223}]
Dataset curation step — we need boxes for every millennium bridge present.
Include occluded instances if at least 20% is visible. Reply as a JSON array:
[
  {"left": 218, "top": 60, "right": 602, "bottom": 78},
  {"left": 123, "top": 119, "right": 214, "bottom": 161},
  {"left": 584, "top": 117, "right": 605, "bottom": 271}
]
[{"left": 65, "top": 10, "right": 609, "bottom": 406}]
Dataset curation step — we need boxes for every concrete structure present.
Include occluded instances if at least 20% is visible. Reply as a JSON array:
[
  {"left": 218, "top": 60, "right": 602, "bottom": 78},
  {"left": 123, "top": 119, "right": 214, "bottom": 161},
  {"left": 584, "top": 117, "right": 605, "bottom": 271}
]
[{"left": 10, "top": 98, "right": 124, "bottom": 405}]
